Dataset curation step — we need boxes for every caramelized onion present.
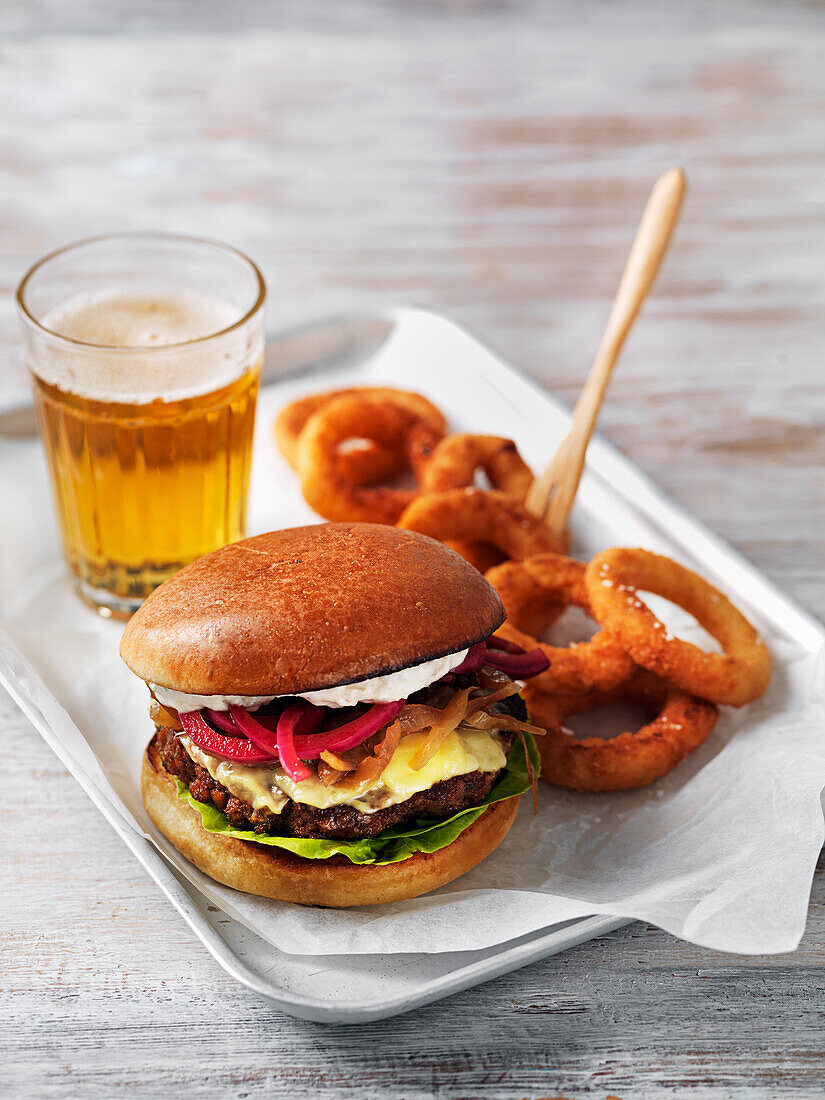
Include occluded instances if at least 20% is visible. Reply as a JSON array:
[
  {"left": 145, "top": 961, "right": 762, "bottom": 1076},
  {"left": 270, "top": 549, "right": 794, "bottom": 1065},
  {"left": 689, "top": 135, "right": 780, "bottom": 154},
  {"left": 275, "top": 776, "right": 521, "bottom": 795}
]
[
  {"left": 388, "top": 705, "right": 443, "bottom": 735},
  {"left": 319, "top": 749, "right": 356, "bottom": 772},
  {"left": 466, "top": 681, "right": 521, "bottom": 716},
  {"left": 317, "top": 759, "right": 347, "bottom": 787},
  {"left": 463, "top": 708, "right": 544, "bottom": 738},
  {"left": 477, "top": 666, "right": 513, "bottom": 690},
  {"left": 410, "top": 688, "right": 473, "bottom": 771},
  {"left": 149, "top": 701, "right": 182, "bottom": 731},
  {"left": 336, "top": 720, "right": 404, "bottom": 792}
]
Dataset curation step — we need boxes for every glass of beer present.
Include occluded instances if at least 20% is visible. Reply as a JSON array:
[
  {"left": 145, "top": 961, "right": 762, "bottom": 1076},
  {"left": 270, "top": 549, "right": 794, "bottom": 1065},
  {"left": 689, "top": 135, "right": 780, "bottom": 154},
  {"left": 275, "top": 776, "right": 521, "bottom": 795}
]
[{"left": 16, "top": 233, "right": 265, "bottom": 618}]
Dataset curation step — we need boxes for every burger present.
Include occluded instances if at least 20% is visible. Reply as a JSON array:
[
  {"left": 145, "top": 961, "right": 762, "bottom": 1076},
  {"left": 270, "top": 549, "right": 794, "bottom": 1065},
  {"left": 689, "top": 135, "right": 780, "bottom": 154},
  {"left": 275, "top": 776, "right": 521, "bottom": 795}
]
[{"left": 120, "top": 523, "right": 546, "bottom": 907}]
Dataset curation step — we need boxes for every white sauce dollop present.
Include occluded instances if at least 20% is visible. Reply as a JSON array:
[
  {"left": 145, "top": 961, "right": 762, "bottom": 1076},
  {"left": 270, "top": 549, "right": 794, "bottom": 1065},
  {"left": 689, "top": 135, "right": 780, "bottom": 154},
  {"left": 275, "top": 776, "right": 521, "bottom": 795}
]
[{"left": 149, "top": 647, "right": 469, "bottom": 713}]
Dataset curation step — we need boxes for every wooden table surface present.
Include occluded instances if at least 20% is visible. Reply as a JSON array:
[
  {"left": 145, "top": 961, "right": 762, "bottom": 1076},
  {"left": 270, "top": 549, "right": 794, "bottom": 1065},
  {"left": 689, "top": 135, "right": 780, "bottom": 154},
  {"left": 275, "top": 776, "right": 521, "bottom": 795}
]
[{"left": 3, "top": 3, "right": 824, "bottom": 1097}]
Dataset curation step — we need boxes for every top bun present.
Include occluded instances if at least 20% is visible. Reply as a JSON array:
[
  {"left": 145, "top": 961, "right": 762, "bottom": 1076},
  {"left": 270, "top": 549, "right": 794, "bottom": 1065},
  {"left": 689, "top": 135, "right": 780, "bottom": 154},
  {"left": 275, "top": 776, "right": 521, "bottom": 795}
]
[{"left": 120, "top": 523, "right": 504, "bottom": 695}]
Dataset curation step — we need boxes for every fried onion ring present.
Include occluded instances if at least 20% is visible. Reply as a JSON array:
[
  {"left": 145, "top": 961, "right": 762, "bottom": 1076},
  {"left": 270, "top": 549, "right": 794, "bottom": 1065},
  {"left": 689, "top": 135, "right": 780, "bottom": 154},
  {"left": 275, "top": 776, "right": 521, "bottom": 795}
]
[
  {"left": 523, "top": 672, "right": 718, "bottom": 791},
  {"left": 485, "top": 554, "right": 570, "bottom": 638},
  {"left": 445, "top": 541, "right": 508, "bottom": 574},
  {"left": 418, "top": 435, "right": 534, "bottom": 570},
  {"left": 585, "top": 549, "right": 771, "bottom": 707},
  {"left": 297, "top": 395, "right": 442, "bottom": 523},
  {"left": 275, "top": 386, "right": 447, "bottom": 475},
  {"left": 324, "top": 437, "right": 408, "bottom": 487},
  {"left": 420, "top": 433, "right": 534, "bottom": 502},
  {"left": 398, "top": 488, "right": 567, "bottom": 565},
  {"left": 488, "top": 554, "right": 635, "bottom": 693}
]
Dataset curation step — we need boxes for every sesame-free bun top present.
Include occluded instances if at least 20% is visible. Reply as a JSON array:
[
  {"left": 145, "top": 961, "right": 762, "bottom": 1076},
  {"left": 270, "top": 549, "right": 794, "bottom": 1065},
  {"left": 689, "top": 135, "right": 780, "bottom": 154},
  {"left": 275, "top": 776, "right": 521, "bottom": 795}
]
[{"left": 120, "top": 523, "right": 505, "bottom": 695}]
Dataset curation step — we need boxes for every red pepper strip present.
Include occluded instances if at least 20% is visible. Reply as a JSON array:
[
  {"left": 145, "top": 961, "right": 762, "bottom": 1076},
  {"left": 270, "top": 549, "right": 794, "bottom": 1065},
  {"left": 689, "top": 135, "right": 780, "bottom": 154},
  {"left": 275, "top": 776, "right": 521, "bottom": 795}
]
[
  {"left": 180, "top": 710, "right": 277, "bottom": 763},
  {"left": 275, "top": 704, "right": 311, "bottom": 783},
  {"left": 204, "top": 707, "right": 240, "bottom": 735},
  {"left": 483, "top": 648, "right": 550, "bottom": 677},
  {"left": 293, "top": 700, "right": 405, "bottom": 758},
  {"left": 449, "top": 642, "right": 487, "bottom": 674}
]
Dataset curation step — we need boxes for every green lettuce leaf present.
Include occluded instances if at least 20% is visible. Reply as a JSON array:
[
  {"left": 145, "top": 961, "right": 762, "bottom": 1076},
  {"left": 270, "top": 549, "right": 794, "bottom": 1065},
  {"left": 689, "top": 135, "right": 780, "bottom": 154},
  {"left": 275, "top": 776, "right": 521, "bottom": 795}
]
[{"left": 175, "top": 731, "right": 539, "bottom": 866}]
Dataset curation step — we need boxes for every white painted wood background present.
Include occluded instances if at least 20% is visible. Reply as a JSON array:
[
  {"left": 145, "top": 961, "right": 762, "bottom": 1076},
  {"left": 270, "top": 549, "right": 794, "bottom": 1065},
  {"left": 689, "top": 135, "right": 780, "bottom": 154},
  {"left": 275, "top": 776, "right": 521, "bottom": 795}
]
[{"left": 2, "top": 2, "right": 824, "bottom": 1097}]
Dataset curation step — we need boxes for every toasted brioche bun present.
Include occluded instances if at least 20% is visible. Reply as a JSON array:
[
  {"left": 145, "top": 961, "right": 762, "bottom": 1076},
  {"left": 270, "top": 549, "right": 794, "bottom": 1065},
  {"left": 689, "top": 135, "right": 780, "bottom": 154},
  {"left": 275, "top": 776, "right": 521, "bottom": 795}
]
[
  {"left": 120, "top": 523, "right": 504, "bottom": 696},
  {"left": 141, "top": 747, "right": 519, "bottom": 907}
]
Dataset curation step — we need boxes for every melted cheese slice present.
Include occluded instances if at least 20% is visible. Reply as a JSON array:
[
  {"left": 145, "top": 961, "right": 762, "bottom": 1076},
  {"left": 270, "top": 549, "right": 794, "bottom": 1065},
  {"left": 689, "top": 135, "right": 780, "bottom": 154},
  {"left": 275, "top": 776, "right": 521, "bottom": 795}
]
[{"left": 181, "top": 728, "right": 506, "bottom": 815}]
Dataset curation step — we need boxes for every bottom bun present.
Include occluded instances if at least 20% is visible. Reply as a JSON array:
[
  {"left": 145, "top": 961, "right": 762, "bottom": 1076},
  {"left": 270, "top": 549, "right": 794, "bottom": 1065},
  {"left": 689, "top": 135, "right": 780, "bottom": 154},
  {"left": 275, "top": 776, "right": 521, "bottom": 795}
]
[{"left": 141, "top": 747, "right": 519, "bottom": 907}]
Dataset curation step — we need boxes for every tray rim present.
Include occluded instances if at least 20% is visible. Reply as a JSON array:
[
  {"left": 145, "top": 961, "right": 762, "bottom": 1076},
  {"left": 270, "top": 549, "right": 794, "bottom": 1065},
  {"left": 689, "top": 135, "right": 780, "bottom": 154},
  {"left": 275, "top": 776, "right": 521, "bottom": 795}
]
[{"left": 2, "top": 305, "right": 823, "bottom": 1023}]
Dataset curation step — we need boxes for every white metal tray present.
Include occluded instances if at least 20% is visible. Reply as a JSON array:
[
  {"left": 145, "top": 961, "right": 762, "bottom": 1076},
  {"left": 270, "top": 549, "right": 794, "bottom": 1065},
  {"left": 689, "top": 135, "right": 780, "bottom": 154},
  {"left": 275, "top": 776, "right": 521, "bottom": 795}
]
[{"left": 1, "top": 308, "right": 822, "bottom": 1022}]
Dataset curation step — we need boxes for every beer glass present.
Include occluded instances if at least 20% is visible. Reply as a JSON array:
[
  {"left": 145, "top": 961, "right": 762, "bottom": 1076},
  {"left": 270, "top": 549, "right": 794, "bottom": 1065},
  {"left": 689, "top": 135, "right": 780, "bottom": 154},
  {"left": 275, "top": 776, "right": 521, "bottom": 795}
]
[{"left": 16, "top": 233, "right": 266, "bottom": 618}]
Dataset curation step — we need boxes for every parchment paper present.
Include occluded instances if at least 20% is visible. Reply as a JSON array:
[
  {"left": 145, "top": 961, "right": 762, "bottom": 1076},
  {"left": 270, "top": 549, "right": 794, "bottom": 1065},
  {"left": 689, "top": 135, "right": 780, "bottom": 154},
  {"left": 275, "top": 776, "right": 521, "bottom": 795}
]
[{"left": 2, "top": 309, "right": 823, "bottom": 957}]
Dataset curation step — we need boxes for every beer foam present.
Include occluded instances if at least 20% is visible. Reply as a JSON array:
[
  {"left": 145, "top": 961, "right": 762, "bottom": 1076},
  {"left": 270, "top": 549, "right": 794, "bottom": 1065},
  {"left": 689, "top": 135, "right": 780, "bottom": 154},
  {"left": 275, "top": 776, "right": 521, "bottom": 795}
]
[{"left": 30, "top": 289, "right": 259, "bottom": 403}]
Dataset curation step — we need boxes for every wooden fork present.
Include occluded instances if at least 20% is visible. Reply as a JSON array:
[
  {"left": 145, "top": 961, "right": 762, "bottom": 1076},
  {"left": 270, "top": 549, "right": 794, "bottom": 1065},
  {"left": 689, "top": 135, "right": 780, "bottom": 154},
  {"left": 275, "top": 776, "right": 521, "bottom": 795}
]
[{"left": 525, "top": 166, "right": 687, "bottom": 540}]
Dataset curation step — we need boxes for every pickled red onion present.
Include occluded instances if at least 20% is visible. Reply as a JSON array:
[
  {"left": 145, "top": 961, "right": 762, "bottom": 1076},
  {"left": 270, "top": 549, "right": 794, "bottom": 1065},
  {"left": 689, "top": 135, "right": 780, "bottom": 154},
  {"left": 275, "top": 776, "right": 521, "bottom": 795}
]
[
  {"left": 484, "top": 642, "right": 550, "bottom": 677},
  {"left": 275, "top": 704, "right": 312, "bottom": 782},
  {"left": 486, "top": 636, "right": 524, "bottom": 655},
  {"left": 483, "top": 646, "right": 550, "bottom": 677},
  {"left": 180, "top": 710, "right": 276, "bottom": 763},
  {"left": 227, "top": 701, "right": 324, "bottom": 756},
  {"left": 449, "top": 638, "right": 549, "bottom": 678},
  {"left": 450, "top": 642, "right": 487, "bottom": 674},
  {"left": 227, "top": 700, "right": 402, "bottom": 764},
  {"left": 295, "top": 703, "right": 326, "bottom": 737},
  {"left": 205, "top": 708, "right": 240, "bottom": 735},
  {"left": 294, "top": 700, "right": 405, "bottom": 758}
]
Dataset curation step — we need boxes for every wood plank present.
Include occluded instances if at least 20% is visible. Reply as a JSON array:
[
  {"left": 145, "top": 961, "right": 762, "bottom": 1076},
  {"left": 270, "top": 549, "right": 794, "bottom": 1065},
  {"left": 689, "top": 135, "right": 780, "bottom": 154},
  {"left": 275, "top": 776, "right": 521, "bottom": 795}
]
[{"left": 2, "top": 1, "right": 824, "bottom": 1095}]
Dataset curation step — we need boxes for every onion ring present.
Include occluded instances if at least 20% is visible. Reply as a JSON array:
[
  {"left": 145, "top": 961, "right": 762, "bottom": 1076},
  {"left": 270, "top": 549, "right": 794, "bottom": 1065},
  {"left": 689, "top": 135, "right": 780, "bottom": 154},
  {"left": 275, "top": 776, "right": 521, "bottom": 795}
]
[
  {"left": 485, "top": 555, "right": 568, "bottom": 638},
  {"left": 444, "top": 541, "right": 507, "bottom": 574},
  {"left": 420, "top": 433, "right": 534, "bottom": 502},
  {"left": 398, "top": 488, "right": 567, "bottom": 564},
  {"left": 487, "top": 554, "right": 635, "bottom": 693},
  {"left": 327, "top": 439, "right": 408, "bottom": 487},
  {"left": 585, "top": 548, "right": 771, "bottom": 707},
  {"left": 275, "top": 386, "right": 447, "bottom": 475},
  {"left": 523, "top": 672, "right": 718, "bottom": 791},
  {"left": 418, "top": 435, "right": 535, "bottom": 572},
  {"left": 297, "top": 396, "right": 443, "bottom": 523}
]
